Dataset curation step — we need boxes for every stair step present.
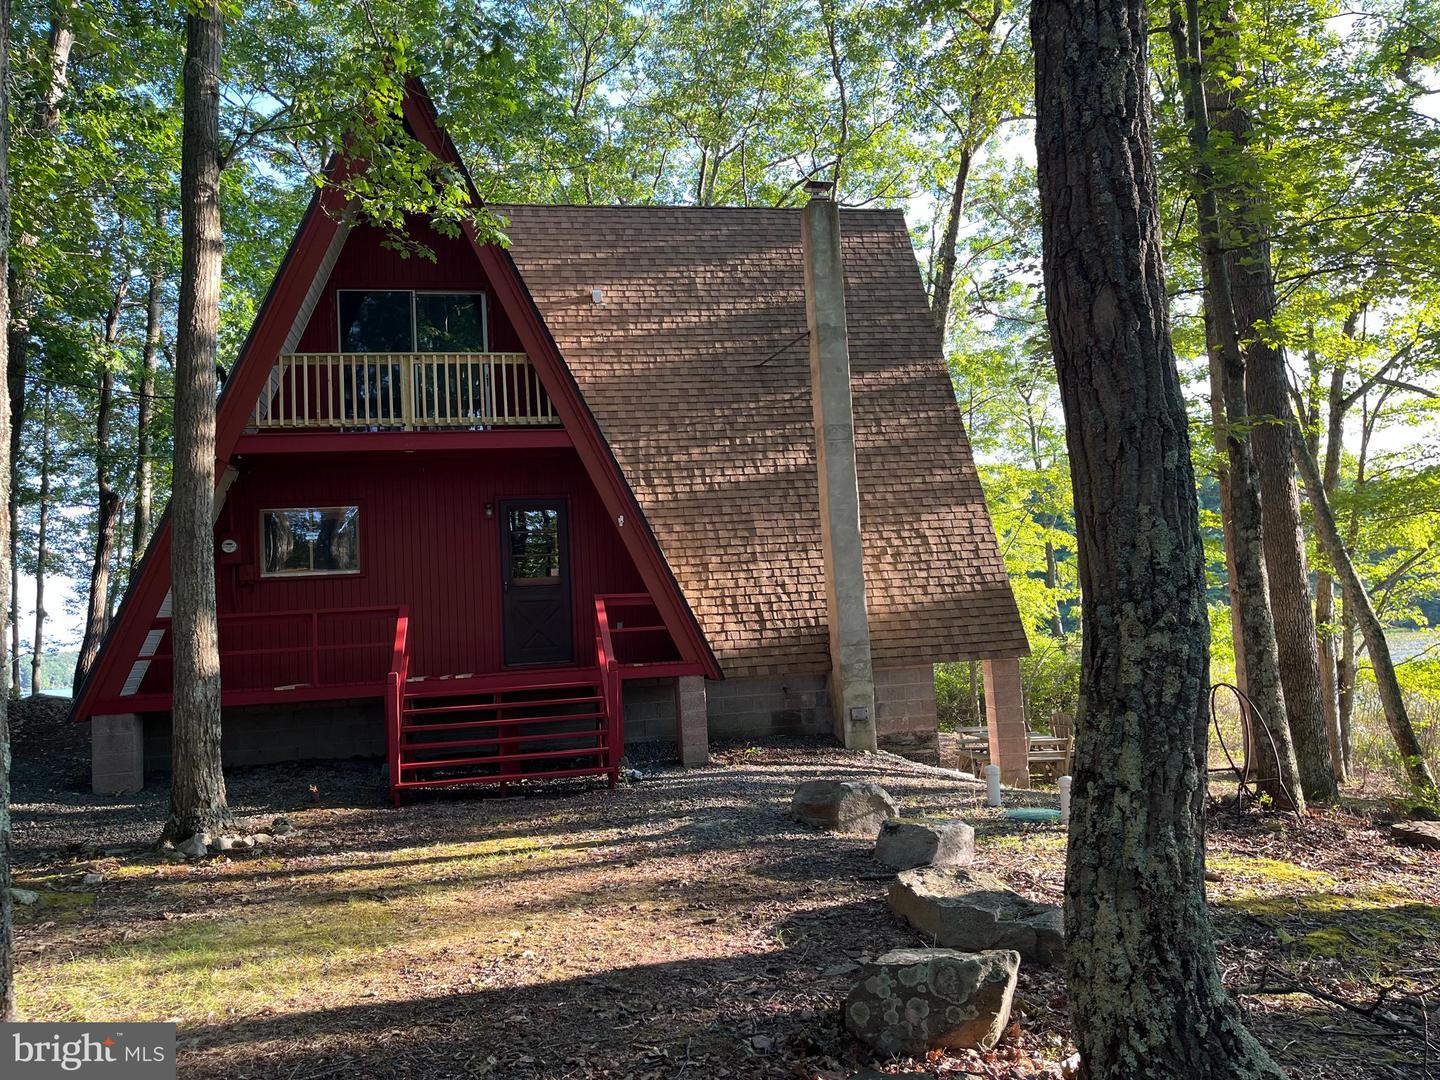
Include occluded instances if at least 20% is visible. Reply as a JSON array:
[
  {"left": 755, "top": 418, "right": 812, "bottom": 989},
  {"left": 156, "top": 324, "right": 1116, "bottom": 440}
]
[
  {"left": 403, "top": 694, "right": 601, "bottom": 717},
  {"left": 400, "top": 746, "right": 608, "bottom": 772},
  {"left": 401, "top": 727, "right": 606, "bottom": 754},
  {"left": 403, "top": 672, "right": 601, "bottom": 700},
  {"left": 401, "top": 710, "right": 606, "bottom": 734},
  {"left": 394, "top": 764, "right": 615, "bottom": 790}
]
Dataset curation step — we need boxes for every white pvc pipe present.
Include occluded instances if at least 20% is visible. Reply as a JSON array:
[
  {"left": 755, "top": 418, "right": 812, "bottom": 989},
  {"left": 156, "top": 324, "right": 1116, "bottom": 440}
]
[
  {"left": 984, "top": 763, "right": 1002, "bottom": 807},
  {"left": 1059, "top": 774, "right": 1073, "bottom": 825}
]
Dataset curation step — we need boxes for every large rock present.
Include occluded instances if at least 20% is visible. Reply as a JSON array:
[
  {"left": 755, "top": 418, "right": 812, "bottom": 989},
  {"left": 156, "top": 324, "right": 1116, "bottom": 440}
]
[
  {"left": 176, "top": 834, "right": 211, "bottom": 859},
  {"left": 790, "top": 780, "right": 899, "bottom": 836},
  {"left": 1390, "top": 820, "right": 1440, "bottom": 850},
  {"left": 875, "top": 819, "right": 975, "bottom": 870},
  {"left": 889, "top": 867, "right": 1064, "bottom": 966},
  {"left": 844, "top": 947, "right": 1019, "bottom": 1056}
]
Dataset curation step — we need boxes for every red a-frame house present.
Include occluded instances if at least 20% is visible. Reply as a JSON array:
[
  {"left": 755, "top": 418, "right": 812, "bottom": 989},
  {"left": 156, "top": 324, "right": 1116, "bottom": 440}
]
[{"left": 75, "top": 81, "right": 1030, "bottom": 802}]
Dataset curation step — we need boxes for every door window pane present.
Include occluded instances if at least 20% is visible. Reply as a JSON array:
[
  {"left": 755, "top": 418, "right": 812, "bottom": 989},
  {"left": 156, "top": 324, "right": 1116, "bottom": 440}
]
[
  {"left": 508, "top": 508, "right": 560, "bottom": 584},
  {"left": 262, "top": 508, "right": 360, "bottom": 576},
  {"left": 339, "top": 291, "right": 412, "bottom": 352},
  {"left": 416, "top": 293, "right": 487, "bottom": 352}
]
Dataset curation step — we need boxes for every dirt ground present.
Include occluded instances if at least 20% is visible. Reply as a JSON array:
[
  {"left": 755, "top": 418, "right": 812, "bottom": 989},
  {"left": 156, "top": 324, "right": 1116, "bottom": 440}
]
[{"left": 9, "top": 700, "right": 1439, "bottom": 1080}]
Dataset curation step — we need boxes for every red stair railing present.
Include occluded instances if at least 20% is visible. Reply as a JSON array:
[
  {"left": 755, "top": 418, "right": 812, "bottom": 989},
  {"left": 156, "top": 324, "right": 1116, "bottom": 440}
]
[
  {"left": 594, "top": 596, "right": 623, "bottom": 783},
  {"left": 386, "top": 607, "right": 411, "bottom": 806}
]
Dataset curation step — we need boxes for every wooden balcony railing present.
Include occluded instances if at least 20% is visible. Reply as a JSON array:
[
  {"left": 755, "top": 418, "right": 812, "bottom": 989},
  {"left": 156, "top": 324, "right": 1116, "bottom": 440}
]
[{"left": 252, "top": 352, "right": 558, "bottom": 430}]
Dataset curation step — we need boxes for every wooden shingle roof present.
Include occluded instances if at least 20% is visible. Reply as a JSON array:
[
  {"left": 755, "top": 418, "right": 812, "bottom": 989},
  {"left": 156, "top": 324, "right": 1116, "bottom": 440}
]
[{"left": 499, "top": 204, "right": 1028, "bottom": 678}]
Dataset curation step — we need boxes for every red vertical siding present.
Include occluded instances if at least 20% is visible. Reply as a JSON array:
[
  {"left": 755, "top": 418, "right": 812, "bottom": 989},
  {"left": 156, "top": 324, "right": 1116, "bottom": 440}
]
[
  {"left": 295, "top": 217, "right": 525, "bottom": 353},
  {"left": 140, "top": 448, "right": 645, "bottom": 694}
]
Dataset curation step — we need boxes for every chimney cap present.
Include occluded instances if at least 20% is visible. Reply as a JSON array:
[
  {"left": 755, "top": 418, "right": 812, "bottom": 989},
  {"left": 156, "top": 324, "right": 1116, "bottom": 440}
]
[{"left": 803, "top": 178, "right": 835, "bottom": 200}]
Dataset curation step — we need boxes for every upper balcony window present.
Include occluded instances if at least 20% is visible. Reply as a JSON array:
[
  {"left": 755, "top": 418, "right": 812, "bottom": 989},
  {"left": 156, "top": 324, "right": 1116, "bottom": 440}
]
[{"left": 338, "top": 290, "right": 489, "bottom": 353}]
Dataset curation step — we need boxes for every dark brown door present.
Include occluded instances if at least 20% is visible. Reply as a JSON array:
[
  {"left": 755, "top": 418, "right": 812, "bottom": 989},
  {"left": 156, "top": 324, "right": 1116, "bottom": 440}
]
[{"left": 501, "top": 500, "right": 573, "bottom": 666}]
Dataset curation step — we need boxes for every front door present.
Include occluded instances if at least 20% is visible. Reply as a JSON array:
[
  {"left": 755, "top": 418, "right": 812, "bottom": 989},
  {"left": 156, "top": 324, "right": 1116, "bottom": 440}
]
[{"left": 500, "top": 500, "right": 573, "bottom": 666}]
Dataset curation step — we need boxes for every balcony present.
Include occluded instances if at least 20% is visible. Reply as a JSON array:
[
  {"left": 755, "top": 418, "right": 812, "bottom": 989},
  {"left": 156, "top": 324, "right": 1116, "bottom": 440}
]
[{"left": 251, "top": 352, "right": 559, "bottom": 431}]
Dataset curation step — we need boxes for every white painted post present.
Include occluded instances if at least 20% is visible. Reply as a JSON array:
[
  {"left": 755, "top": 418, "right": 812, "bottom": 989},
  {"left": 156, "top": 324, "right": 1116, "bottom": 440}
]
[
  {"left": 984, "top": 763, "right": 1002, "bottom": 807},
  {"left": 1059, "top": 774, "right": 1073, "bottom": 825}
]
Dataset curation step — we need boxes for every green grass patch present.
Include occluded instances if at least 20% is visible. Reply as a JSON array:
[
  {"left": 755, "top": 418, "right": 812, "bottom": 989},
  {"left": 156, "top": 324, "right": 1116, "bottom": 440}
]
[
  {"left": 18, "top": 836, "right": 567, "bottom": 1024},
  {"left": 1222, "top": 886, "right": 1440, "bottom": 966},
  {"left": 1207, "top": 854, "right": 1337, "bottom": 891},
  {"left": 975, "top": 830, "right": 1067, "bottom": 853}
]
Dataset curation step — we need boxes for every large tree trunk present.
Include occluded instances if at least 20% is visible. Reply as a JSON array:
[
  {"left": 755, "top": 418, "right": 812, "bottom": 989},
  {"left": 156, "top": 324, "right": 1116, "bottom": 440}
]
[
  {"left": 930, "top": 148, "right": 974, "bottom": 338},
  {"left": 164, "top": 2, "right": 231, "bottom": 845},
  {"left": 1171, "top": 0, "right": 1302, "bottom": 812},
  {"left": 1031, "top": 0, "right": 1285, "bottom": 1074},
  {"left": 133, "top": 256, "right": 162, "bottom": 566},
  {"left": 1294, "top": 439, "right": 1437, "bottom": 794},
  {"left": 30, "top": 388, "right": 48, "bottom": 696},
  {"left": 1204, "top": 22, "right": 1335, "bottom": 802},
  {"left": 0, "top": 0, "right": 14, "bottom": 1022}
]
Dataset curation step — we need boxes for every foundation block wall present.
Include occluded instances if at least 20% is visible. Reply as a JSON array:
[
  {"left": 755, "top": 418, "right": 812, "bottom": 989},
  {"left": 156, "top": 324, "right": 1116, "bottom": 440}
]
[
  {"left": 141, "top": 699, "right": 386, "bottom": 773},
  {"left": 704, "top": 673, "right": 833, "bottom": 740},
  {"left": 621, "top": 678, "right": 678, "bottom": 742},
  {"left": 874, "top": 665, "right": 941, "bottom": 764}
]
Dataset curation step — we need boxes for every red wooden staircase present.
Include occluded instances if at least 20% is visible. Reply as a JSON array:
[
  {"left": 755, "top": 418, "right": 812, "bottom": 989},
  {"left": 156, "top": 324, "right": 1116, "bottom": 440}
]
[
  {"left": 384, "top": 597, "right": 631, "bottom": 804},
  {"left": 389, "top": 672, "right": 618, "bottom": 802},
  {"left": 381, "top": 594, "right": 708, "bottom": 804}
]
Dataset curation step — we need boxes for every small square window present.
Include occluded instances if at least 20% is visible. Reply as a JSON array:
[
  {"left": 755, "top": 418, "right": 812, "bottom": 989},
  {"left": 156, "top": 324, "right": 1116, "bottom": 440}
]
[{"left": 262, "top": 508, "right": 360, "bottom": 577}]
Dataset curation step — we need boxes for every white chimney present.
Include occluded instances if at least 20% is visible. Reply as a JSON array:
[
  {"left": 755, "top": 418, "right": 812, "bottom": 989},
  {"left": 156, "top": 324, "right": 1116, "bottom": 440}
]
[{"left": 801, "top": 181, "right": 877, "bottom": 751}]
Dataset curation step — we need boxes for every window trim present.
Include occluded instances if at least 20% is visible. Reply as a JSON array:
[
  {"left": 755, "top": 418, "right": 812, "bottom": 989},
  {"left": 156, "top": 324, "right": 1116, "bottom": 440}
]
[
  {"left": 336, "top": 289, "right": 489, "bottom": 354},
  {"left": 258, "top": 505, "right": 363, "bottom": 579}
]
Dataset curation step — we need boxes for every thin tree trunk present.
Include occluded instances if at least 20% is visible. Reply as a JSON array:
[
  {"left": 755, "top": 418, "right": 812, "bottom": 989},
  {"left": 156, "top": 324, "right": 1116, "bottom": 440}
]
[
  {"left": 0, "top": 0, "right": 15, "bottom": 1022},
  {"left": 133, "top": 252, "right": 162, "bottom": 566},
  {"left": 1293, "top": 438, "right": 1438, "bottom": 795},
  {"left": 7, "top": 9, "right": 72, "bottom": 700},
  {"left": 1031, "top": 0, "right": 1285, "bottom": 1073},
  {"left": 73, "top": 282, "right": 129, "bottom": 695},
  {"left": 930, "top": 148, "right": 974, "bottom": 338},
  {"left": 1207, "top": 29, "right": 1336, "bottom": 802},
  {"left": 1338, "top": 601, "right": 1356, "bottom": 766},
  {"left": 30, "top": 387, "right": 48, "bottom": 696},
  {"left": 1171, "top": 0, "right": 1302, "bottom": 811},
  {"left": 1337, "top": 389, "right": 1374, "bottom": 771},
  {"left": 164, "top": 2, "right": 231, "bottom": 845},
  {"left": 1315, "top": 350, "right": 1348, "bottom": 781},
  {"left": 1206, "top": 313, "right": 1249, "bottom": 693}
]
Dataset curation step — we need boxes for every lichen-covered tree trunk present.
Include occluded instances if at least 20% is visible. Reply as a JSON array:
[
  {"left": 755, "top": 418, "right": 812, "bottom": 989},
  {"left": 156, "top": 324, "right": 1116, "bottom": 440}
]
[
  {"left": 1170, "top": 0, "right": 1302, "bottom": 812},
  {"left": 164, "top": 2, "right": 232, "bottom": 845},
  {"left": 1030, "top": 0, "right": 1287, "bottom": 1074}
]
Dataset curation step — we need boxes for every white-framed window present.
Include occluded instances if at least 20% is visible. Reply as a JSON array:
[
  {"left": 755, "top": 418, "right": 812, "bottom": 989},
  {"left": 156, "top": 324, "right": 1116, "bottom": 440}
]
[
  {"left": 337, "top": 290, "right": 489, "bottom": 353},
  {"left": 261, "top": 507, "right": 361, "bottom": 577}
]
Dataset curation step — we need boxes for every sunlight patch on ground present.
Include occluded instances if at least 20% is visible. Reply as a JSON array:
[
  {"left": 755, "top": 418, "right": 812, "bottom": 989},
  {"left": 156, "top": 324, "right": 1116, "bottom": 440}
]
[
  {"left": 18, "top": 837, "right": 573, "bottom": 1024},
  {"left": 1206, "top": 853, "right": 1338, "bottom": 892}
]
